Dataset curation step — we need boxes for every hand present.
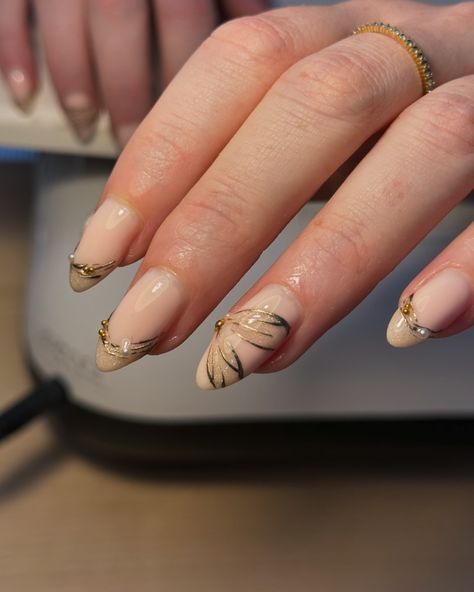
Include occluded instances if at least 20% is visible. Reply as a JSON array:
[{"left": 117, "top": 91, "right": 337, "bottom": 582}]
[
  {"left": 0, "top": 0, "right": 267, "bottom": 145},
  {"left": 69, "top": 0, "right": 474, "bottom": 388}
]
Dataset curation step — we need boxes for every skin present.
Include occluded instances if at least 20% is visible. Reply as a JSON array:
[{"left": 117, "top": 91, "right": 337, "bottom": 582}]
[
  {"left": 21, "top": 0, "right": 474, "bottom": 381},
  {"left": 84, "top": 0, "right": 473, "bottom": 379}
]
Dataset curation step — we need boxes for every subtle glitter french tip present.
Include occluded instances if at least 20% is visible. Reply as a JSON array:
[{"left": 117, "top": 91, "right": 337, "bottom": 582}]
[
  {"left": 7, "top": 69, "right": 35, "bottom": 112},
  {"left": 196, "top": 285, "right": 303, "bottom": 390},
  {"left": 96, "top": 268, "right": 186, "bottom": 372},
  {"left": 64, "top": 93, "right": 99, "bottom": 143},
  {"left": 386, "top": 268, "right": 472, "bottom": 348},
  {"left": 69, "top": 197, "right": 141, "bottom": 292}
]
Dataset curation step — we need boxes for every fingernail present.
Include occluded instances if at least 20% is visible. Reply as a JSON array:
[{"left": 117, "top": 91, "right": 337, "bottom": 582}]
[
  {"left": 96, "top": 268, "right": 186, "bottom": 372},
  {"left": 64, "top": 93, "right": 98, "bottom": 143},
  {"left": 116, "top": 123, "right": 138, "bottom": 148},
  {"left": 69, "top": 197, "right": 141, "bottom": 292},
  {"left": 7, "top": 69, "right": 34, "bottom": 112},
  {"left": 387, "top": 268, "right": 471, "bottom": 348},
  {"left": 196, "top": 284, "right": 302, "bottom": 390}
]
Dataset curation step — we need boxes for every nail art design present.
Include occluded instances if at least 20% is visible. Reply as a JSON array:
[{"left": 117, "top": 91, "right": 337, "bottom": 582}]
[
  {"left": 398, "top": 295, "right": 434, "bottom": 341},
  {"left": 96, "top": 268, "right": 185, "bottom": 372},
  {"left": 196, "top": 285, "right": 302, "bottom": 390},
  {"left": 206, "top": 310, "right": 290, "bottom": 389},
  {"left": 64, "top": 93, "right": 98, "bottom": 143},
  {"left": 98, "top": 318, "right": 160, "bottom": 362},
  {"left": 69, "top": 198, "right": 141, "bottom": 292},
  {"left": 387, "top": 269, "right": 471, "bottom": 348},
  {"left": 7, "top": 69, "right": 34, "bottom": 112},
  {"left": 69, "top": 254, "right": 116, "bottom": 287}
]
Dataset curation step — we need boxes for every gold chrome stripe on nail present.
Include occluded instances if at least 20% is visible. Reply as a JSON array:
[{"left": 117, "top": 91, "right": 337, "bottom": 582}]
[
  {"left": 98, "top": 319, "right": 160, "bottom": 360},
  {"left": 399, "top": 295, "right": 433, "bottom": 340},
  {"left": 206, "top": 309, "right": 290, "bottom": 389},
  {"left": 70, "top": 258, "right": 116, "bottom": 281}
]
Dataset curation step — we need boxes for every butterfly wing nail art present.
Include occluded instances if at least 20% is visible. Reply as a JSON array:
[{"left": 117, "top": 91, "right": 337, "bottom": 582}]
[{"left": 206, "top": 309, "right": 290, "bottom": 389}]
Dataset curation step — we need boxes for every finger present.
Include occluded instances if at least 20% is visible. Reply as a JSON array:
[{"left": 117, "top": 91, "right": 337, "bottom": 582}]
[
  {"left": 69, "top": 6, "right": 359, "bottom": 292},
  {"left": 93, "top": 24, "right": 444, "bottom": 372},
  {"left": 222, "top": 0, "right": 269, "bottom": 18},
  {"left": 0, "top": 0, "right": 36, "bottom": 111},
  {"left": 152, "top": 0, "right": 218, "bottom": 87},
  {"left": 88, "top": 0, "right": 153, "bottom": 147},
  {"left": 34, "top": 0, "right": 99, "bottom": 142},
  {"left": 387, "top": 224, "right": 474, "bottom": 347},
  {"left": 196, "top": 75, "right": 474, "bottom": 388}
]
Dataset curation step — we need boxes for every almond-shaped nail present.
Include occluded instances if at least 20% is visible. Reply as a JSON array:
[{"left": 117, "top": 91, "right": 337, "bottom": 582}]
[
  {"left": 69, "top": 197, "right": 141, "bottom": 292},
  {"left": 387, "top": 268, "right": 472, "bottom": 348},
  {"left": 96, "top": 268, "right": 186, "bottom": 372},
  {"left": 7, "top": 69, "right": 35, "bottom": 112},
  {"left": 64, "top": 93, "right": 98, "bottom": 143},
  {"left": 196, "top": 284, "right": 302, "bottom": 390}
]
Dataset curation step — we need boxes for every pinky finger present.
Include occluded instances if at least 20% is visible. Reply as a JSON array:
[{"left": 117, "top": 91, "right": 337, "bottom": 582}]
[{"left": 387, "top": 220, "right": 474, "bottom": 348}]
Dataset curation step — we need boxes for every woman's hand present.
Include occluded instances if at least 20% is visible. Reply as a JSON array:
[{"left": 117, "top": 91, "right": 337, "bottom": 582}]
[
  {"left": 0, "top": 0, "right": 266, "bottom": 145},
  {"left": 69, "top": 0, "right": 474, "bottom": 388}
]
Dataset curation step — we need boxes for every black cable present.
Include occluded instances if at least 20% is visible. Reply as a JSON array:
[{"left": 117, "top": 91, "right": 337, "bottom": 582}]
[{"left": 0, "top": 378, "right": 67, "bottom": 442}]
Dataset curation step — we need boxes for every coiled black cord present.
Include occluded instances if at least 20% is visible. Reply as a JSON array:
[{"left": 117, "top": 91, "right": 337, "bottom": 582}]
[{"left": 0, "top": 378, "right": 67, "bottom": 442}]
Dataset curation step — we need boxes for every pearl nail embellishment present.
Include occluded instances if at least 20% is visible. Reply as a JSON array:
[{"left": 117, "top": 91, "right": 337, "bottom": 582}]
[
  {"left": 399, "top": 295, "right": 433, "bottom": 340},
  {"left": 98, "top": 318, "right": 160, "bottom": 362}
]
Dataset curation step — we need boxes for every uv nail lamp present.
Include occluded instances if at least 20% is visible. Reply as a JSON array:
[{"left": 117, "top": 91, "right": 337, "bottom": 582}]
[{"left": 26, "top": 155, "right": 474, "bottom": 424}]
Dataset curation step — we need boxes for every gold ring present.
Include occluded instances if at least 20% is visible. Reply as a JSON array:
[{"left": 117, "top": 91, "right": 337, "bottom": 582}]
[{"left": 352, "top": 22, "right": 435, "bottom": 95}]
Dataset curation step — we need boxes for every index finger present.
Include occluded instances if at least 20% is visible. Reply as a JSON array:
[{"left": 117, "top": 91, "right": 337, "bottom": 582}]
[{"left": 70, "top": 6, "right": 354, "bottom": 291}]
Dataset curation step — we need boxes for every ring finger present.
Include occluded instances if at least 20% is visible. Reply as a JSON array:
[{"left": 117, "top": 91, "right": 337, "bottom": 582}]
[{"left": 35, "top": 0, "right": 99, "bottom": 142}]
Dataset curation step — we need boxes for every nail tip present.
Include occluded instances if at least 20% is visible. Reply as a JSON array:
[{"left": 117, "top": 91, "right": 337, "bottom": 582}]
[
  {"left": 195, "top": 372, "right": 216, "bottom": 391},
  {"left": 66, "top": 108, "right": 99, "bottom": 143},
  {"left": 95, "top": 340, "right": 139, "bottom": 372},
  {"left": 69, "top": 267, "right": 102, "bottom": 293},
  {"left": 386, "top": 310, "right": 427, "bottom": 348},
  {"left": 69, "top": 262, "right": 116, "bottom": 293},
  {"left": 14, "top": 96, "right": 34, "bottom": 114}
]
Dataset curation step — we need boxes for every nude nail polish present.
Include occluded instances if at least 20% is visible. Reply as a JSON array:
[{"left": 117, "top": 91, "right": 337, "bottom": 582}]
[
  {"left": 387, "top": 268, "right": 472, "bottom": 348},
  {"left": 96, "top": 268, "right": 186, "bottom": 371},
  {"left": 7, "top": 69, "right": 34, "bottom": 112},
  {"left": 69, "top": 197, "right": 141, "bottom": 292},
  {"left": 196, "top": 285, "right": 302, "bottom": 390},
  {"left": 64, "top": 93, "right": 98, "bottom": 143}
]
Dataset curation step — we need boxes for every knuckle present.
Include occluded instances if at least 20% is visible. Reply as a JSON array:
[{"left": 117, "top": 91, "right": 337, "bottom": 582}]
[
  {"left": 209, "top": 15, "right": 296, "bottom": 66},
  {"left": 407, "top": 88, "right": 474, "bottom": 157},
  {"left": 180, "top": 177, "right": 256, "bottom": 253},
  {"left": 277, "top": 44, "right": 389, "bottom": 126},
  {"left": 138, "top": 118, "right": 194, "bottom": 168},
  {"left": 308, "top": 209, "right": 370, "bottom": 275}
]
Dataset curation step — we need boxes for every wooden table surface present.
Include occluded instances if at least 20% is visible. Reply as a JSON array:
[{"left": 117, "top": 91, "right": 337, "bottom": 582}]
[{"left": 1, "top": 162, "right": 474, "bottom": 592}]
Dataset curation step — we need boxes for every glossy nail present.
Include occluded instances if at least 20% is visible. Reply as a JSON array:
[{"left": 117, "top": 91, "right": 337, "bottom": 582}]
[
  {"left": 64, "top": 93, "right": 98, "bottom": 143},
  {"left": 196, "top": 284, "right": 302, "bottom": 390},
  {"left": 96, "top": 268, "right": 186, "bottom": 372},
  {"left": 7, "top": 69, "right": 34, "bottom": 112},
  {"left": 387, "top": 268, "right": 471, "bottom": 348},
  {"left": 69, "top": 197, "right": 141, "bottom": 292}
]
